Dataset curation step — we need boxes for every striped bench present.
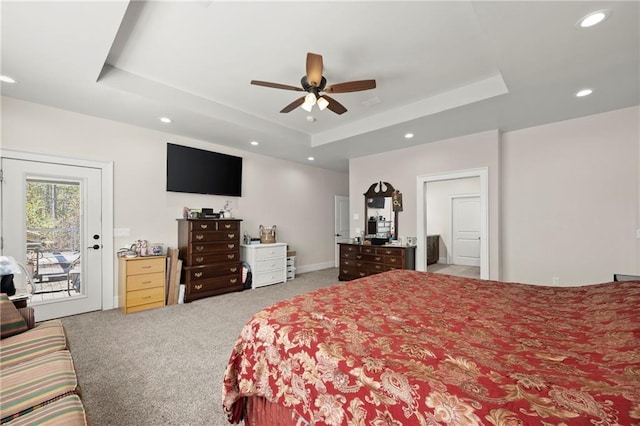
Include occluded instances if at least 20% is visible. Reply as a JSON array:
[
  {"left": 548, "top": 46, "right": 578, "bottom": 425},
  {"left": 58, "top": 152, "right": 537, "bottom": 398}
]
[
  {"left": 3, "top": 394, "right": 87, "bottom": 426},
  {"left": 0, "top": 350, "right": 80, "bottom": 422},
  {"left": 0, "top": 320, "right": 67, "bottom": 369}
]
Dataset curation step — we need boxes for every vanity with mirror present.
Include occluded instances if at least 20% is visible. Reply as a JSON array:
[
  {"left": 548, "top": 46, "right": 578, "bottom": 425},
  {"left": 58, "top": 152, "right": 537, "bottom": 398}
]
[{"left": 338, "top": 181, "right": 416, "bottom": 281}]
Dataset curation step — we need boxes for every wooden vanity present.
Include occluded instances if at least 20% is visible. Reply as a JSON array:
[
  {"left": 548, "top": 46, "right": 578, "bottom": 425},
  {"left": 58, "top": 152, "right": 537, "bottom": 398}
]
[{"left": 338, "top": 243, "right": 415, "bottom": 281}]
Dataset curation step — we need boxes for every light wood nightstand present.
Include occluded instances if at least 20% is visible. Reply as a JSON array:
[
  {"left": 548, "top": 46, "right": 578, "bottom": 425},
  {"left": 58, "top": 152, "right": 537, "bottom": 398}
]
[{"left": 118, "top": 256, "right": 166, "bottom": 313}]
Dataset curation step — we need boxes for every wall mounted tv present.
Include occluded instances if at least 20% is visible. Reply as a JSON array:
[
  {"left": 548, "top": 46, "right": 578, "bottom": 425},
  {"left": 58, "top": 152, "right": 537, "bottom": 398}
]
[{"left": 166, "top": 143, "right": 242, "bottom": 196}]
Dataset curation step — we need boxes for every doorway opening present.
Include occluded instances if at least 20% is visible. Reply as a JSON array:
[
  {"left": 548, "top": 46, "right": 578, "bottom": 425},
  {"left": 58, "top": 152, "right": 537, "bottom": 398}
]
[{"left": 416, "top": 168, "right": 489, "bottom": 279}]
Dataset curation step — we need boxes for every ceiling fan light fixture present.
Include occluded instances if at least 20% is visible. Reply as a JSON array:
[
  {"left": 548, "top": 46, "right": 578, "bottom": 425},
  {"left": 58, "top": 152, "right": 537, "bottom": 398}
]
[
  {"left": 317, "top": 96, "right": 329, "bottom": 111},
  {"left": 301, "top": 102, "right": 313, "bottom": 112}
]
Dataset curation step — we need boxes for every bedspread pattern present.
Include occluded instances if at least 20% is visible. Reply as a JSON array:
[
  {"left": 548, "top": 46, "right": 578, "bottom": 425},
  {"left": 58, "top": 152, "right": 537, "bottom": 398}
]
[{"left": 223, "top": 270, "right": 640, "bottom": 425}]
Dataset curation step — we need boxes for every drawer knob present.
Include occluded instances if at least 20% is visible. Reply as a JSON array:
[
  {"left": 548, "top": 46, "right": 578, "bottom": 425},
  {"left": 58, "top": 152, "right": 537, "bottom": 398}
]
[
  {"left": 224, "top": 224, "right": 232, "bottom": 229},
  {"left": 194, "top": 272, "right": 203, "bottom": 278},
  {"left": 200, "top": 224, "right": 208, "bottom": 229},
  {"left": 375, "top": 257, "right": 381, "bottom": 261},
  {"left": 142, "top": 280, "right": 151, "bottom": 284},
  {"left": 142, "top": 265, "right": 151, "bottom": 269},
  {"left": 142, "top": 295, "right": 151, "bottom": 299},
  {"left": 195, "top": 257, "right": 204, "bottom": 262},
  {"left": 227, "top": 254, "right": 235, "bottom": 259},
  {"left": 196, "top": 246, "right": 204, "bottom": 251},
  {"left": 359, "top": 272, "right": 366, "bottom": 276},
  {"left": 230, "top": 267, "right": 238, "bottom": 273},
  {"left": 195, "top": 284, "right": 203, "bottom": 290},
  {"left": 228, "top": 244, "right": 235, "bottom": 249},
  {"left": 227, "top": 233, "right": 235, "bottom": 239},
  {"left": 196, "top": 235, "right": 204, "bottom": 240},
  {"left": 230, "top": 278, "right": 237, "bottom": 284}
]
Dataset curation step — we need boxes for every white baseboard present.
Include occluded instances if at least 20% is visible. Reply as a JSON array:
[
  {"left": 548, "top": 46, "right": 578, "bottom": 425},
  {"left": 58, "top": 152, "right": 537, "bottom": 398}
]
[
  {"left": 439, "top": 256, "right": 447, "bottom": 264},
  {"left": 296, "top": 261, "right": 335, "bottom": 274}
]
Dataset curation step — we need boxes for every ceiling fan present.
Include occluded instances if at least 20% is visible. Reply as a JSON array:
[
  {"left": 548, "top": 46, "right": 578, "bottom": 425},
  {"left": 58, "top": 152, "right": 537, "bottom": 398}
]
[{"left": 251, "top": 52, "right": 376, "bottom": 115}]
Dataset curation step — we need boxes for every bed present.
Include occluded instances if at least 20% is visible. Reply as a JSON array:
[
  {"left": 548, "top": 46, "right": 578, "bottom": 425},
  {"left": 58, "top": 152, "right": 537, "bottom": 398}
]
[{"left": 222, "top": 270, "right": 640, "bottom": 425}]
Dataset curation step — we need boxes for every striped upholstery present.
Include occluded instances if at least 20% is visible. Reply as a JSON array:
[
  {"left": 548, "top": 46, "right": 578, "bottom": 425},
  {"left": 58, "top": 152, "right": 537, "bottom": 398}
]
[
  {"left": 0, "top": 320, "right": 67, "bottom": 369},
  {"left": 0, "top": 350, "right": 78, "bottom": 420},
  {"left": 4, "top": 394, "right": 87, "bottom": 426}
]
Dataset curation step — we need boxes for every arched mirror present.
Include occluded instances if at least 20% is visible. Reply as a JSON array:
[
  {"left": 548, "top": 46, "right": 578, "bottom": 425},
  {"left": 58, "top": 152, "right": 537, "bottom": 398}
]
[{"left": 364, "top": 181, "right": 402, "bottom": 243}]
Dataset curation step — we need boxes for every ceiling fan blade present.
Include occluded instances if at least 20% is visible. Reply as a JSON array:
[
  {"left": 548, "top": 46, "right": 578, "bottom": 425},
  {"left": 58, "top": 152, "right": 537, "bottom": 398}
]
[
  {"left": 280, "top": 96, "right": 306, "bottom": 113},
  {"left": 251, "top": 80, "right": 303, "bottom": 91},
  {"left": 306, "top": 52, "right": 323, "bottom": 87},
  {"left": 322, "top": 95, "right": 347, "bottom": 115},
  {"left": 325, "top": 79, "right": 377, "bottom": 93}
]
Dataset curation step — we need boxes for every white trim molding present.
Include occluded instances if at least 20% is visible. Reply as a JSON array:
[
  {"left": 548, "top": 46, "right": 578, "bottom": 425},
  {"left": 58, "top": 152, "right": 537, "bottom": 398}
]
[{"left": 416, "top": 168, "right": 489, "bottom": 279}]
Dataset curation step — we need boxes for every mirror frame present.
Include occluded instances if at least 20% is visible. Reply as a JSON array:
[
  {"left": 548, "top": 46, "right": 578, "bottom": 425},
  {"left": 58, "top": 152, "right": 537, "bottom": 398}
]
[{"left": 364, "top": 181, "right": 400, "bottom": 240}]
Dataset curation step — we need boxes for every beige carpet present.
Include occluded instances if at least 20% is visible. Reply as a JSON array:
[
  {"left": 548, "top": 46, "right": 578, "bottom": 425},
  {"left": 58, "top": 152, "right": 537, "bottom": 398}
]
[{"left": 61, "top": 268, "right": 340, "bottom": 426}]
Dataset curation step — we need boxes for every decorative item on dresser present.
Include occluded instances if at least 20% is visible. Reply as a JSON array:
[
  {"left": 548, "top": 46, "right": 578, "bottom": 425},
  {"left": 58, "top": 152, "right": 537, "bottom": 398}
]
[
  {"left": 241, "top": 243, "right": 287, "bottom": 289},
  {"left": 338, "top": 243, "right": 415, "bottom": 281},
  {"left": 118, "top": 256, "right": 166, "bottom": 313},
  {"left": 177, "top": 219, "right": 243, "bottom": 302}
]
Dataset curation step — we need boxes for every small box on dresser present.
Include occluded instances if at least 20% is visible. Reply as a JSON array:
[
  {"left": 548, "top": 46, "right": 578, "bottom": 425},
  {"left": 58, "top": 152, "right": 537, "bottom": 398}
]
[
  {"left": 177, "top": 219, "right": 244, "bottom": 302},
  {"left": 118, "top": 256, "right": 166, "bottom": 313},
  {"left": 241, "top": 243, "right": 287, "bottom": 289}
]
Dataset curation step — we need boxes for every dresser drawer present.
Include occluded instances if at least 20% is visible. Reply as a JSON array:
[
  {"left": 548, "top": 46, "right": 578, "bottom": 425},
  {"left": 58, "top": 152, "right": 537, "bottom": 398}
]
[
  {"left": 384, "top": 256, "right": 404, "bottom": 266},
  {"left": 190, "top": 241, "right": 239, "bottom": 252},
  {"left": 256, "top": 258, "right": 284, "bottom": 273},
  {"left": 190, "top": 231, "right": 239, "bottom": 243},
  {"left": 186, "top": 264, "right": 241, "bottom": 281},
  {"left": 255, "top": 246, "right": 285, "bottom": 260},
  {"left": 188, "top": 252, "right": 239, "bottom": 266},
  {"left": 126, "top": 257, "right": 165, "bottom": 275},
  {"left": 191, "top": 244, "right": 240, "bottom": 259},
  {"left": 339, "top": 266, "right": 367, "bottom": 279},
  {"left": 127, "top": 286, "right": 164, "bottom": 308},
  {"left": 253, "top": 269, "right": 286, "bottom": 288},
  {"left": 217, "top": 221, "right": 239, "bottom": 231},
  {"left": 127, "top": 272, "right": 165, "bottom": 291},
  {"left": 340, "top": 245, "right": 358, "bottom": 256},
  {"left": 376, "top": 247, "right": 403, "bottom": 256},
  {"left": 189, "top": 275, "right": 241, "bottom": 294}
]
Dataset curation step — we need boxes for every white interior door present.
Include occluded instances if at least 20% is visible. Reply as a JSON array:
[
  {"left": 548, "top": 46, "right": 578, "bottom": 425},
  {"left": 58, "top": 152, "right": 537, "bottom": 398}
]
[
  {"left": 1, "top": 158, "right": 103, "bottom": 320},
  {"left": 334, "top": 195, "right": 350, "bottom": 267},
  {"left": 451, "top": 195, "right": 481, "bottom": 267}
]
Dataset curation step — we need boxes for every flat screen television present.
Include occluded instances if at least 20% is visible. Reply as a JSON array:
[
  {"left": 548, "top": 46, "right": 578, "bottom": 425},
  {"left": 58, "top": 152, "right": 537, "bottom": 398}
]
[{"left": 166, "top": 143, "right": 242, "bottom": 196}]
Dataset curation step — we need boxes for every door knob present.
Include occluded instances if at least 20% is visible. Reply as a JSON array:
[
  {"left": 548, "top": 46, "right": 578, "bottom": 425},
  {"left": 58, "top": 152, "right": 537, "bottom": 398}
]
[{"left": 88, "top": 244, "right": 101, "bottom": 250}]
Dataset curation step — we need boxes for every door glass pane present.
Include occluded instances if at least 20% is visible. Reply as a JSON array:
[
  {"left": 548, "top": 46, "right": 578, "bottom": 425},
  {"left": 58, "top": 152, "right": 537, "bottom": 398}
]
[{"left": 25, "top": 178, "right": 82, "bottom": 301}]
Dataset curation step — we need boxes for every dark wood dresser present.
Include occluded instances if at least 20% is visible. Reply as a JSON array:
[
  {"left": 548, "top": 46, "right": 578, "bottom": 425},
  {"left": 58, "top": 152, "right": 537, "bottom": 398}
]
[
  {"left": 177, "top": 219, "right": 243, "bottom": 302},
  {"left": 338, "top": 243, "right": 416, "bottom": 281},
  {"left": 427, "top": 235, "right": 440, "bottom": 265}
]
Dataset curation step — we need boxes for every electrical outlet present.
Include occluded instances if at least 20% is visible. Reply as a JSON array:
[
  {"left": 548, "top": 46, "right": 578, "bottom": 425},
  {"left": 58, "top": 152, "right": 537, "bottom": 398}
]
[
  {"left": 353, "top": 213, "right": 359, "bottom": 221},
  {"left": 552, "top": 277, "right": 560, "bottom": 285}
]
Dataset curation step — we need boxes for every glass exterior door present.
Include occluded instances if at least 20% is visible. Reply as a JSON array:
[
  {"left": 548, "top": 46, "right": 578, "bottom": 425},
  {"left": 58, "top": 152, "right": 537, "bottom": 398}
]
[{"left": 2, "top": 157, "right": 102, "bottom": 320}]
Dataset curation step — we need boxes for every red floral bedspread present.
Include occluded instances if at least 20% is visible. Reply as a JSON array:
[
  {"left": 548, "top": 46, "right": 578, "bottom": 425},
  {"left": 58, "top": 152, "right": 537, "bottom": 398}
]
[{"left": 223, "top": 270, "right": 640, "bottom": 425}]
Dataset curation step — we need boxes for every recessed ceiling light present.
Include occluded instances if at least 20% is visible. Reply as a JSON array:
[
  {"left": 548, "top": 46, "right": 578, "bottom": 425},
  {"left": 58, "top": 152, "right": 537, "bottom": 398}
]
[
  {"left": 159, "top": 117, "right": 172, "bottom": 124},
  {"left": 577, "top": 10, "right": 610, "bottom": 28},
  {"left": 307, "top": 157, "right": 315, "bottom": 161},
  {"left": 576, "top": 88, "right": 593, "bottom": 97},
  {"left": 404, "top": 133, "right": 414, "bottom": 139},
  {"left": 250, "top": 141, "right": 259, "bottom": 146},
  {"left": 0, "top": 75, "right": 16, "bottom": 84}
]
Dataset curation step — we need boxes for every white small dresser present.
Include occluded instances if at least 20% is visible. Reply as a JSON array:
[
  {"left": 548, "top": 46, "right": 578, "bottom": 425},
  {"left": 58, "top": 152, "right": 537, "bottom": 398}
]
[{"left": 241, "top": 243, "right": 287, "bottom": 289}]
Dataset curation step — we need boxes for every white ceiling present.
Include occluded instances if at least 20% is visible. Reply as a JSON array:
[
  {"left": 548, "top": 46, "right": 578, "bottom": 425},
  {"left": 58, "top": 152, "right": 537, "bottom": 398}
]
[{"left": 2, "top": 1, "right": 638, "bottom": 172}]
